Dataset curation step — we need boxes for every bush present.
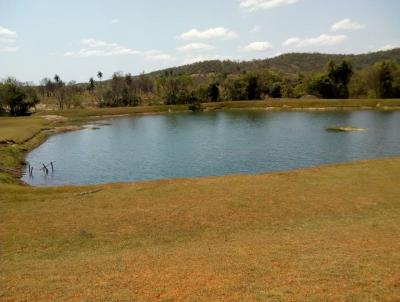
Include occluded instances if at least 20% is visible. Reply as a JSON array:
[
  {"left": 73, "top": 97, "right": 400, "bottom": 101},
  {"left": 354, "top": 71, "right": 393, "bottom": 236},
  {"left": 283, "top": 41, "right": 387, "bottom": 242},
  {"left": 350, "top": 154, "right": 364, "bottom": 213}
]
[{"left": 0, "top": 78, "right": 39, "bottom": 116}]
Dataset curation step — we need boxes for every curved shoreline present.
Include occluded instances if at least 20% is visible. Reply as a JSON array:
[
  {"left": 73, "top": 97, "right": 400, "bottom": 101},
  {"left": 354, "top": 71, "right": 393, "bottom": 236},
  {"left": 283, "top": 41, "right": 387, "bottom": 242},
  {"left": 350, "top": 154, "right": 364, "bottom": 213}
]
[{"left": 1, "top": 99, "right": 400, "bottom": 186}]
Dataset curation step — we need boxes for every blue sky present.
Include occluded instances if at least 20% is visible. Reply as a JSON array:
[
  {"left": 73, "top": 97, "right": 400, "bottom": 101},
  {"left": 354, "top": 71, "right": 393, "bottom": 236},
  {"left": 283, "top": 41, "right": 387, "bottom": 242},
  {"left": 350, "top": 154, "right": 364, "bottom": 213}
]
[{"left": 1, "top": 0, "right": 399, "bottom": 83}]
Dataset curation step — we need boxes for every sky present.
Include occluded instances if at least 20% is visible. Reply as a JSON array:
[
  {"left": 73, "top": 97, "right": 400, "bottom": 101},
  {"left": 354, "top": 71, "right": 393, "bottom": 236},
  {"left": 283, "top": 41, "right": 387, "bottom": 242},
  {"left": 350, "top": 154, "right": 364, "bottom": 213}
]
[{"left": 0, "top": 0, "right": 399, "bottom": 83}]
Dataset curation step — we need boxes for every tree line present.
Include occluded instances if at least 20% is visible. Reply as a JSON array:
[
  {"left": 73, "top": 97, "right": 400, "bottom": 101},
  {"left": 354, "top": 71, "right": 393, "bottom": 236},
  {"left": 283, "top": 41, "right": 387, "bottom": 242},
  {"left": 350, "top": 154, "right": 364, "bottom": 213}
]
[{"left": 1, "top": 59, "right": 400, "bottom": 116}]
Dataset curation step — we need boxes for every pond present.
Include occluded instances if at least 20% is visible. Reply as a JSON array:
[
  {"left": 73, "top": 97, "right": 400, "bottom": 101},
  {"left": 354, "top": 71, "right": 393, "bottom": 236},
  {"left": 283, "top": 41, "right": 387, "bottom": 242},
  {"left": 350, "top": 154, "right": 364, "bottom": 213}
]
[{"left": 23, "top": 110, "right": 400, "bottom": 186}]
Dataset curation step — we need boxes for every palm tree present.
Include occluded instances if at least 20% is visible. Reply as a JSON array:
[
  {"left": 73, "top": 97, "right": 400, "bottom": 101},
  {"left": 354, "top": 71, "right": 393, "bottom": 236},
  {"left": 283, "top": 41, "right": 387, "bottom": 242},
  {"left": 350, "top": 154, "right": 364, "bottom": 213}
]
[{"left": 97, "top": 71, "right": 103, "bottom": 82}]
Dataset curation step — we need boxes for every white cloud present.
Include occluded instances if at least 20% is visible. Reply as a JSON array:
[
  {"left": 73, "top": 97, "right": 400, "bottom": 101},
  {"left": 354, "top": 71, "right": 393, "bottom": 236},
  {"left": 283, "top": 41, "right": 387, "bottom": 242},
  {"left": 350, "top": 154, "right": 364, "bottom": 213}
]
[
  {"left": 64, "top": 39, "right": 173, "bottom": 62},
  {"left": 282, "top": 34, "right": 348, "bottom": 48},
  {"left": 0, "top": 25, "right": 17, "bottom": 43},
  {"left": 378, "top": 43, "right": 400, "bottom": 51},
  {"left": 331, "top": 18, "right": 365, "bottom": 32},
  {"left": 0, "top": 46, "right": 19, "bottom": 52},
  {"left": 242, "top": 41, "right": 273, "bottom": 51},
  {"left": 110, "top": 19, "right": 120, "bottom": 24},
  {"left": 67, "top": 38, "right": 141, "bottom": 57},
  {"left": 250, "top": 25, "right": 261, "bottom": 33},
  {"left": 145, "top": 50, "right": 173, "bottom": 61},
  {"left": 177, "top": 43, "right": 215, "bottom": 52},
  {"left": 240, "top": 0, "right": 298, "bottom": 12},
  {"left": 283, "top": 37, "right": 301, "bottom": 47},
  {"left": 183, "top": 54, "right": 237, "bottom": 65},
  {"left": 180, "top": 27, "right": 238, "bottom": 40},
  {"left": 63, "top": 51, "right": 74, "bottom": 57}
]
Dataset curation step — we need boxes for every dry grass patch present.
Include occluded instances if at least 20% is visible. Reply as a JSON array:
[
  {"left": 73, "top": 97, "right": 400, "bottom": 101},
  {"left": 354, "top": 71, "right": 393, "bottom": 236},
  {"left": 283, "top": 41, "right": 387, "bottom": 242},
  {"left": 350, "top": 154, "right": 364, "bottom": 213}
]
[
  {"left": 1, "top": 158, "right": 400, "bottom": 301},
  {"left": 0, "top": 117, "right": 50, "bottom": 144}
]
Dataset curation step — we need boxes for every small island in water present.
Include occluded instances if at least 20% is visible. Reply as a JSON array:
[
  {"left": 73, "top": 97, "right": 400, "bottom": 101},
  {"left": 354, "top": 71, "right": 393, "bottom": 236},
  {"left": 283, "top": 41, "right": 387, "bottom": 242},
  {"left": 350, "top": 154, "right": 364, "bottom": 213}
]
[{"left": 326, "top": 126, "right": 367, "bottom": 132}]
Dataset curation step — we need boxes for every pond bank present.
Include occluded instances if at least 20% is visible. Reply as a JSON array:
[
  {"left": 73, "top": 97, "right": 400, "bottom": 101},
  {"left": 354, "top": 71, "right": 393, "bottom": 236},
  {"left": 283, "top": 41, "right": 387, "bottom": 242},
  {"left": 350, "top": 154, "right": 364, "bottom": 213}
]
[
  {"left": 2, "top": 156, "right": 400, "bottom": 301},
  {"left": 1, "top": 99, "right": 400, "bottom": 184}
]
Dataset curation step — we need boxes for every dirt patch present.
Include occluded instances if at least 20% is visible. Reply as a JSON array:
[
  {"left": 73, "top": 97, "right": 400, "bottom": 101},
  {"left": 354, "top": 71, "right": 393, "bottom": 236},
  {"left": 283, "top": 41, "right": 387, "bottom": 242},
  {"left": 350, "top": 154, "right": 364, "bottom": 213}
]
[{"left": 42, "top": 115, "right": 69, "bottom": 122}]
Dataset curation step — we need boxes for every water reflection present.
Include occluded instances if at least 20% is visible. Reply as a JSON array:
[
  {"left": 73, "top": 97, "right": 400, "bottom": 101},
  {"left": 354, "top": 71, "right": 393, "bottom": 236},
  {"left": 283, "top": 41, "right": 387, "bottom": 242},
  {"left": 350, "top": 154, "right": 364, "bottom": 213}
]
[{"left": 23, "top": 110, "right": 400, "bottom": 186}]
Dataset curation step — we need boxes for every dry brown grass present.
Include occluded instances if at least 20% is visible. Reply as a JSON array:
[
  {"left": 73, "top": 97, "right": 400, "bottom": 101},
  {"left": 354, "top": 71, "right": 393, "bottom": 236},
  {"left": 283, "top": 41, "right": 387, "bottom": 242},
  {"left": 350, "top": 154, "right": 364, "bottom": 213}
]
[
  {"left": 202, "top": 99, "right": 400, "bottom": 111},
  {"left": 1, "top": 158, "right": 400, "bottom": 301},
  {"left": 0, "top": 117, "right": 50, "bottom": 144}
]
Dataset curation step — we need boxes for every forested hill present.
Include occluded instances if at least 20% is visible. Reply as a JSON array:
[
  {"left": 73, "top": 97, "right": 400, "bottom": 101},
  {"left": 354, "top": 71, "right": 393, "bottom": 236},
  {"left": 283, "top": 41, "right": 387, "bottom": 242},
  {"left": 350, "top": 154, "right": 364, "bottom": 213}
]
[{"left": 150, "top": 48, "right": 400, "bottom": 76}]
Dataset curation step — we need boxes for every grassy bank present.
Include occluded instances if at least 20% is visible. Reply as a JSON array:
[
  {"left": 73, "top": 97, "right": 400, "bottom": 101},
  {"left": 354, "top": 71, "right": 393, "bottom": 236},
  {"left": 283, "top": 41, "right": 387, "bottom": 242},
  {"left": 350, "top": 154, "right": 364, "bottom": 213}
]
[
  {"left": 1, "top": 99, "right": 400, "bottom": 183},
  {"left": 1, "top": 99, "right": 399, "bottom": 184},
  {"left": 1, "top": 99, "right": 400, "bottom": 300},
  {"left": 0, "top": 105, "right": 190, "bottom": 184},
  {"left": 1, "top": 157, "right": 400, "bottom": 301},
  {"left": 201, "top": 98, "right": 400, "bottom": 111}
]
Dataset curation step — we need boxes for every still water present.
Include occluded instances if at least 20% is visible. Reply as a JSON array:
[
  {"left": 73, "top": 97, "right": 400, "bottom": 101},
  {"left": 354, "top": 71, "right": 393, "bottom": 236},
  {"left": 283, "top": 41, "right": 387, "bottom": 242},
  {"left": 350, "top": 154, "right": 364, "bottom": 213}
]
[{"left": 23, "top": 110, "right": 400, "bottom": 186}]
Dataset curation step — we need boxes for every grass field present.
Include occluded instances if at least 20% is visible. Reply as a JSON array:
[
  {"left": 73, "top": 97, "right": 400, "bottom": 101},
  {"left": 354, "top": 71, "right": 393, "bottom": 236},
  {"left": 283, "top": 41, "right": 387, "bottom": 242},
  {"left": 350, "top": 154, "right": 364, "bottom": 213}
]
[
  {"left": 1, "top": 100, "right": 400, "bottom": 301},
  {"left": 0, "top": 117, "right": 50, "bottom": 144},
  {"left": 1, "top": 158, "right": 400, "bottom": 301}
]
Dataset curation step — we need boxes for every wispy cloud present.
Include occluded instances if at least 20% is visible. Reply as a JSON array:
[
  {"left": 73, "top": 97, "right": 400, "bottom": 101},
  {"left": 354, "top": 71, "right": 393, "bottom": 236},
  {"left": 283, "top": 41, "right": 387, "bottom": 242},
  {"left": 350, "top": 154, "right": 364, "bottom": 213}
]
[
  {"left": 183, "top": 54, "right": 238, "bottom": 65},
  {"left": 180, "top": 27, "right": 238, "bottom": 40},
  {"left": 0, "top": 25, "right": 17, "bottom": 43},
  {"left": 63, "top": 51, "right": 74, "bottom": 57},
  {"left": 177, "top": 43, "right": 215, "bottom": 52},
  {"left": 63, "top": 38, "right": 174, "bottom": 62},
  {"left": 250, "top": 25, "right": 261, "bottom": 33},
  {"left": 282, "top": 34, "right": 348, "bottom": 48},
  {"left": 144, "top": 50, "right": 173, "bottom": 61},
  {"left": 0, "top": 46, "right": 19, "bottom": 52},
  {"left": 65, "top": 38, "right": 141, "bottom": 57},
  {"left": 0, "top": 25, "right": 18, "bottom": 52},
  {"left": 378, "top": 43, "right": 400, "bottom": 51},
  {"left": 242, "top": 41, "right": 272, "bottom": 51},
  {"left": 331, "top": 18, "right": 365, "bottom": 32},
  {"left": 239, "top": 0, "right": 299, "bottom": 12},
  {"left": 110, "top": 19, "right": 120, "bottom": 24}
]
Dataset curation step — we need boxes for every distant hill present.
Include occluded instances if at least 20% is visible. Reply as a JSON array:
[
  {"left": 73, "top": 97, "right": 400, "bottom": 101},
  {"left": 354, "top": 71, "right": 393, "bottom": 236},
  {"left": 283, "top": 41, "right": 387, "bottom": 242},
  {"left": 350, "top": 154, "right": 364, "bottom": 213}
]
[{"left": 149, "top": 48, "right": 400, "bottom": 76}]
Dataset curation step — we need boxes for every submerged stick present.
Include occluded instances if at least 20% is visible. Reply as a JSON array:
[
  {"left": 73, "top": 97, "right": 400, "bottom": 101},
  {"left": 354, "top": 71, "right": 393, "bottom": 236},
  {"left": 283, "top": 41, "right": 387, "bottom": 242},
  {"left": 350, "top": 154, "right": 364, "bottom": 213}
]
[{"left": 41, "top": 163, "right": 49, "bottom": 175}]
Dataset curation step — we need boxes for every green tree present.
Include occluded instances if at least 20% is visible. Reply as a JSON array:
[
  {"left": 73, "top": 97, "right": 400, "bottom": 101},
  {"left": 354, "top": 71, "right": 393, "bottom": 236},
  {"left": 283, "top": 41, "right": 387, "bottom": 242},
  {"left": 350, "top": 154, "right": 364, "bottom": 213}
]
[
  {"left": 157, "top": 75, "right": 192, "bottom": 105},
  {"left": 207, "top": 83, "right": 220, "bottom": 102},
  {"left": 308, "top": 74, "right": 336, "bottom": 98},
  {"left": 246, "top": 75, "right": 260, "bottom": 100},
  {"left": 327, "top": 60, "right": 353, "bottom": 98},
  {"left": 371, "top": 61, "right": 396, "bottom": 98},
  {"left": 0, "top": 78, "right": 38, "bottom": 116},
  {"left": 269, "top": 82, "right": 282, "bottom": 98},
  {"left": 221, "top": 76, "right": 247, "bottom": 101},
  {"left": 308, "top": 61, "right": 353, "bottom": 99},
  {"left": 88, "top": 77, "right": 95, "bottom": 92}
]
